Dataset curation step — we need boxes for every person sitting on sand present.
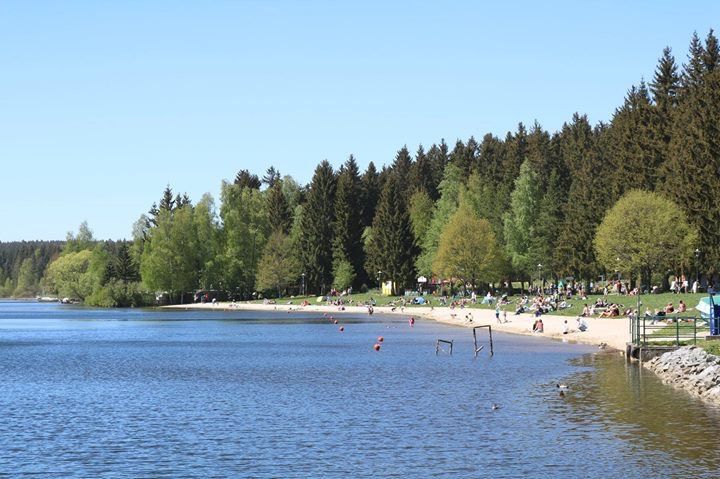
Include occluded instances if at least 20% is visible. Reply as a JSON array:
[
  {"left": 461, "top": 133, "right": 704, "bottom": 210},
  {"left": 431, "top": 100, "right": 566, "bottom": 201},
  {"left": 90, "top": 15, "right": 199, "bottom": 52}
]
[
  {"left": 532, "top": 319, "right": 544, "bottom": 333},
  {"left": 576, "top": 316, "right": 588, "bottom": 332}
]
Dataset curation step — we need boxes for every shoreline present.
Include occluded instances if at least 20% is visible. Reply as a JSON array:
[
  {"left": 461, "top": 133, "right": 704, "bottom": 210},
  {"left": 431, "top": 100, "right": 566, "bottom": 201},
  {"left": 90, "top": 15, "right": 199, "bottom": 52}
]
[{"left": 164, "top": 302, "right": 629, "bottom": 351}]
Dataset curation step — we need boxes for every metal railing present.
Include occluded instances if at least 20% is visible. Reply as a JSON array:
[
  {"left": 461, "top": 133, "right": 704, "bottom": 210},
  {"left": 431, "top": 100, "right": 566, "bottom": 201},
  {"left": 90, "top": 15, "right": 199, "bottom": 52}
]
[{"left": 631, "top": 315, "right": 706, "bottom": 346}]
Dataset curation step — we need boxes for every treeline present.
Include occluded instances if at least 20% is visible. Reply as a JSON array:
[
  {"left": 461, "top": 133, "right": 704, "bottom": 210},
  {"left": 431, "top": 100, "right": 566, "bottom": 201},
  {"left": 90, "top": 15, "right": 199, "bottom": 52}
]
[
  {"left": 33, "top": 30, "right": 720, "bottom": 303},
  {"left": 0, "top": 241, "right": 63, "bottom": 297}
]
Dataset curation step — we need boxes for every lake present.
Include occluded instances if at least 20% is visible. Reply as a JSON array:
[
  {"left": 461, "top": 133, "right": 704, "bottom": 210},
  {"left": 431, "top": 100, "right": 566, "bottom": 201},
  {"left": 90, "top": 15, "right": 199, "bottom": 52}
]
[{"left": 1, "top": 300, "right": 719, "bottom": 478}]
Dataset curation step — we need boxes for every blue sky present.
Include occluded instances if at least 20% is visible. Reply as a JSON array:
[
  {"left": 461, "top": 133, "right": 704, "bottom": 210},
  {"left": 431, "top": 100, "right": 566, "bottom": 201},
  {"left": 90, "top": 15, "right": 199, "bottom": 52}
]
[{"left": 0, "top": 1, "right": 717, "bottom": 241}]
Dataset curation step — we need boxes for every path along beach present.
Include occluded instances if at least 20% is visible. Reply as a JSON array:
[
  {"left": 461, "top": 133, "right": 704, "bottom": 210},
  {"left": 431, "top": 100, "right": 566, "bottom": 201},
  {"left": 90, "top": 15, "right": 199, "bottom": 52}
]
[{"left": 165, "top": 302, "right": 629, "bottom": 351}]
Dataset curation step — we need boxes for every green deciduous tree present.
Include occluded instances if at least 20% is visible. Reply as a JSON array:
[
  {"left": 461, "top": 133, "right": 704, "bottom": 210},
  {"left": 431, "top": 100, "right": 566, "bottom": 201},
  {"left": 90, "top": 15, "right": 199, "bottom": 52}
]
[
  {"left": 503, "top": 160, "right": 542, "bottom": 281},
  {"left": 140, "top": 207, "right": 201, "bottom": 302},
  {"left": 255, "top": 231, "right": 300, "bottom": 297},
  {"left": 220, "top": 181, "right": 269, "bottom": 297},
  {"left": 432, "top": 205, "right": 502, "bottom": 290},
  {"left": 594, "top": 190, "right": 697, "bottom": 287},
  {"left": 415, "top": 163, "right": 463, "bottom": 276}
]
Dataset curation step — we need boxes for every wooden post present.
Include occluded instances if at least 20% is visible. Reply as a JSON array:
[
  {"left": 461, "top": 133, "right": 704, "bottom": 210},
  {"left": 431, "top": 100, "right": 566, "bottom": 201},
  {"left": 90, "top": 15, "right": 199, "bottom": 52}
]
[
  {"left": 472, "top": 325, "right": 494, "bottom": 357},
  {"left": 436, "top": 339, "right": 453, "bottom": 355}
]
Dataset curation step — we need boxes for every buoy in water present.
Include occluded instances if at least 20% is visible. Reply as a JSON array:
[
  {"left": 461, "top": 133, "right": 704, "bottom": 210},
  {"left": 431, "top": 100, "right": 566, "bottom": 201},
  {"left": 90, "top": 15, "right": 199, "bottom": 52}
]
[
  {"left": 373, "top": 343, "right": 381, "bottom": 351},
  {"left": 333, "top": 319, "right": 338, "bottom": 324},
  {"left": 339, "top": 326, "right": 344, "bottom": 332},
  {"left": 377, "top": 336, "right": 384, "bottom": 343}
]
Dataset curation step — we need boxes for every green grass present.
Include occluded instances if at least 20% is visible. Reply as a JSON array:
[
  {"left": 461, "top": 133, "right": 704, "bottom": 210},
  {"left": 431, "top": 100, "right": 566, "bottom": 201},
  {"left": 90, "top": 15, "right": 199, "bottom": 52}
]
[
  {"left": 698, "top": 340, "right": 720, "bottom": 356},
  {"left": 248, "top": 290, "right": 709, "bottom": 318}
]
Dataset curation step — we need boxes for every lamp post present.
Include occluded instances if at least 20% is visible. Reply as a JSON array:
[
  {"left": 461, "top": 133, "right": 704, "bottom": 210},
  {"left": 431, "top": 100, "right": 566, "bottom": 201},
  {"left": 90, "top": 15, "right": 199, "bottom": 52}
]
[
  {"left": 695, "top": 248, "right": 701, "bottom": 285},
  {"left": 537, "top": 263, "right": 543, "bottom": 293},
  {"left": 301, "top": 273, "right": 306, "bottom": 297}
]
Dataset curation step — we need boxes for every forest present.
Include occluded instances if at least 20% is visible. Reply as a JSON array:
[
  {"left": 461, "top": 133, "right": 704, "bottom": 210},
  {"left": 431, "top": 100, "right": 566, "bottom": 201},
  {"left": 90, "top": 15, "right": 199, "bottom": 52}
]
[{"left": 2, "top": 30, "right": 719, "bottom": 305}]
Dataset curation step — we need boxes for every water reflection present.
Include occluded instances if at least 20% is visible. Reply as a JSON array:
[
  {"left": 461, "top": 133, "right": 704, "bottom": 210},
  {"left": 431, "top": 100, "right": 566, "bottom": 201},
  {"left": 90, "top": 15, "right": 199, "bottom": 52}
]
[{"left": 557, "top": 352, "right": 720, "bottom": 474}]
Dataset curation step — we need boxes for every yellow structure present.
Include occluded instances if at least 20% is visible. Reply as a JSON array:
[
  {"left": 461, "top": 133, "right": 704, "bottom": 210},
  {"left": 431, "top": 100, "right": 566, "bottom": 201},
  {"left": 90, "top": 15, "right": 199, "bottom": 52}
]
[{"left": 381, "top": 280, "right": 395, "bottom": 296}]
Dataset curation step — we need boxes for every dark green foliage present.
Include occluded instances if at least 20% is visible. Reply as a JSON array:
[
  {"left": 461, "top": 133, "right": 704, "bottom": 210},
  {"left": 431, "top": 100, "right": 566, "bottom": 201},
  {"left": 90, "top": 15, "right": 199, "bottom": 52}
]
[
  {"left": 300, "top": 160, "right": 336, "bottom": 293},
  {"left": 0, "top": 241, "right": 63, "bottom": 296},
  {"left": 360, "top": 162, "right": 380, "bottom": 227},
  {"left": 426, "top": 140, "right": 449, "bottom": 200},
  {"left": 606, "top": 82, "right": 659, "bottom": 199},
  {"left": 262, "top": 166, "right": 281, "bottom": 187},
  {"left": 367, "top": 173, "right": 417, "bottom": 294},
  {"left": 553, "top": 115, "right": 612, "bottom": 282},
  {"left": 266, "top": 181, "right": 292, "bottom": 234},
  {"left": 665, "top": 30, "right": 720, "bottom": 274},
  {"left": 409, "top": 145, "right": 437, "bottom": 199},
  {"left": 392, "top": 146, "right": 413, "bottom": 198},
  {"left": 333, "top": 156, "right": 365, "bottom": 287},
  {"left": 234, "top": 169, "right": 262, "bottom": 189}
]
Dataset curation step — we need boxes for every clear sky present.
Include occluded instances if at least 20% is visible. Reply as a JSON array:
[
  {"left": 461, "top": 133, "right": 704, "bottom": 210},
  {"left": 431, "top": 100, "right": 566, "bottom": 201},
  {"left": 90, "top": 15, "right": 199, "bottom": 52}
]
[{"left": 0, "top": 1, "right": 717, "bottom": 241}]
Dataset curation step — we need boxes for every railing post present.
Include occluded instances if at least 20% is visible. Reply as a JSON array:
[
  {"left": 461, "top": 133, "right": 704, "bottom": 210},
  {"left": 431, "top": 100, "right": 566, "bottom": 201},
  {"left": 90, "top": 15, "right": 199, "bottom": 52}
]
[
  {"left": 676, "top": 318, "right": 680, "bottom": 346},
  {"left": 694, "top": 317, "right": 697, "bottom": 345}
]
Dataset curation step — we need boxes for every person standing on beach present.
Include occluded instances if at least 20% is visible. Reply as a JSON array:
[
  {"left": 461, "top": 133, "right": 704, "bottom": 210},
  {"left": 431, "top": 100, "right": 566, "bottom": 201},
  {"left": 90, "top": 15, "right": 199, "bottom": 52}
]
[{"left": 495, "top": 304, "right": 501, "bottom": 323}]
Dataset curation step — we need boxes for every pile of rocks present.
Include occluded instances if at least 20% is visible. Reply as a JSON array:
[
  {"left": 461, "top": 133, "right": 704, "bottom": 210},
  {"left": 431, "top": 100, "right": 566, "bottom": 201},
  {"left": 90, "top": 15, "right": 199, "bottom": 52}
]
[{"left": 645, "top": 346, "right": 720, "bottom": 402}]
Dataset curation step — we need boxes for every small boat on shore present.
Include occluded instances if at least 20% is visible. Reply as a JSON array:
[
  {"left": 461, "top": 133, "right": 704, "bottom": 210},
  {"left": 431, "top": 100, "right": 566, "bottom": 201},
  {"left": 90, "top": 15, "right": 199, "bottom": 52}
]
[{"left": 36, "top": 296, "right": 60, "bottom": 303}]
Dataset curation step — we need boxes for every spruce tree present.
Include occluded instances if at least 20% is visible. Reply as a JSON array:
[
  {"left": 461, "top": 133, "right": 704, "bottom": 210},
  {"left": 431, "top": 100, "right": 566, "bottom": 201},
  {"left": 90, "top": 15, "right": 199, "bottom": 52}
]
[
  {"left": 262, "top": 166, "right": 281, "bottom": 188},
  {"left": 333, "top": 155, "right": 365, "bottom": 287},
  {"left": 392, "top": 146, "right": 413, "bottom": 197},
  {"left": 367, "top": 172, "right": 417, "bottom": 294},
  {"left": 651, "top": 47, "right": 680, "bottom": 184},
  {"left": 427, "top": 139, "right": 449, "bottom": 199},
  {"left": 606, "top": 82, "right": 658, "bottom": 199},
  {"left": 360, "top": 162, "right": 380, "bottom": 227},
  {"left": 266, "top": 181, "right": 292, "bottom": 234},
  {"left": 300, "top": 160, "right": 336, "bottom": 293},
  {"left": 234, "top": 169, "right": 262, "bottom": 189},
  {"left": 665, "top": 31, "right": 720, "bottom": 273},
  {"left": 409, "top": 145, "right": 436, "bottom": 198},
  {"left": 553, "top": 114, "right": 610, "bottom": 284}
]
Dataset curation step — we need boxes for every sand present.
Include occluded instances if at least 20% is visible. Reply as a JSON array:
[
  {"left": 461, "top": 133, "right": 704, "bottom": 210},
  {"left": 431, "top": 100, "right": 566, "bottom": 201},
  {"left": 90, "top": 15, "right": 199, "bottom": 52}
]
[{"left": 165, "top": 301, "right": 629, "bottom": 351}]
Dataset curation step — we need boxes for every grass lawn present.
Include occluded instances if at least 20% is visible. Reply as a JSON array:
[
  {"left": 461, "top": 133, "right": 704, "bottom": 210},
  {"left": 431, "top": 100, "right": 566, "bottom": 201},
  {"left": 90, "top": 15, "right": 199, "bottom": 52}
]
[{"left": 249, "top": 290, "right": 710, "bottom": 318}]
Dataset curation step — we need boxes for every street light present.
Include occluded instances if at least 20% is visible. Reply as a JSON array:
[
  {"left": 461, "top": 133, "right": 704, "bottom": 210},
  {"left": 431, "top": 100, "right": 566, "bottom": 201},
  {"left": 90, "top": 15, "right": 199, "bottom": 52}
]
[
  {"left": 695, "top": 249, "right": 701, "bottom": 285},
  {"left": 537, "top": 264, "right": 543, "bottom": 292},
  {"left": 301, "top": 273, "right": 306, "bottom": 297}
]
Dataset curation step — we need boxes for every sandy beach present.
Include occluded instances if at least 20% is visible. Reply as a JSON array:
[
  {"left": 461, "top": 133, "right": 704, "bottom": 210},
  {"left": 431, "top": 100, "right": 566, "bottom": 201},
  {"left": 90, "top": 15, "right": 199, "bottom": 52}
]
[{"left": 165, "top": 302, "right": 629, "bottom": 351}]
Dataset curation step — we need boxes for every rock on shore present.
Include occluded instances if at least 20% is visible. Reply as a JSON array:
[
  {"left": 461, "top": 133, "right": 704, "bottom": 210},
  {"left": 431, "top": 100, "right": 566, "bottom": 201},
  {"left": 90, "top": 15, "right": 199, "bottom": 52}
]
[{"left": 645, "top": 346, "right": 720, "bottom": 403}]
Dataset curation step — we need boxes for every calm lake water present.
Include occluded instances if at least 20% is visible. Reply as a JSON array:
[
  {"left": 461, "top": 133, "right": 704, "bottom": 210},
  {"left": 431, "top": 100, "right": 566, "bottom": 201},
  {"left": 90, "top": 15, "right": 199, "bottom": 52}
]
[{"left": 1, "top": 301, "right": 720, "bottom": 478}]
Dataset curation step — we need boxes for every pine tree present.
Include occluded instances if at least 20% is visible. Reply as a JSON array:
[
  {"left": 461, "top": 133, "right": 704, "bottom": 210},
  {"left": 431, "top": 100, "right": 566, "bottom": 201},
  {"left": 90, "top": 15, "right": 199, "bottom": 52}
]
[
  {"left": 367, "top": 172, "right": 416, "bottom": 294},
  {"left": 262, "top": 166, "right": 281, "bottom": 188},
  {"left": 651, "top": 47, "right": 680, "bottom": 184},
  {"left": 266, "top": 181, "right": 291, "bottom": 234},
  {"left": 333, "top": 155, "right": 365, "bottom": 287},
  {"left": 234, "top": 169, "right": 262, "bottom": 189},
  {"left": 606, "top": 82, "right": 658, "bottom": 199},
  {"left": 159, "top": 186, "right": 175, "bottom": 212},
  {"left": 300, "top": 160, "right": 336, "bottom": 293},
  {"left": 409, "top": 145, "right": 436, "bottom": 198},
  {"left": 665, "top": 30, "right": 720, "bottom": 274},
  {"left": 360, "top": 162, "right": 380, "bottom": 227},
  {"left": 426, "top": 139, "right": 449, "bottom": 200},
  {"left": 553, "top": 115, "right": 611, "bottom": 284},
  {"left": 392, "top": 146, "right": 413, "bottom": 197}
]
